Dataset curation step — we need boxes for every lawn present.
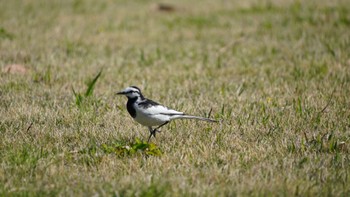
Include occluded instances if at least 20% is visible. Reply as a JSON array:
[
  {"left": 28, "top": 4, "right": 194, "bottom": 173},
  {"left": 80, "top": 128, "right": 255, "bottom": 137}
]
[{"left": 1, "top": 0, "right": 349, "bottom": 196}]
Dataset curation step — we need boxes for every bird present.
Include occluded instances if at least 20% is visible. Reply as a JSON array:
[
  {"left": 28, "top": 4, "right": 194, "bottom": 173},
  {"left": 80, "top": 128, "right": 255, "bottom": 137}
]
[{"left": 116, "top": 86, "right": 217, "bottom": 142}]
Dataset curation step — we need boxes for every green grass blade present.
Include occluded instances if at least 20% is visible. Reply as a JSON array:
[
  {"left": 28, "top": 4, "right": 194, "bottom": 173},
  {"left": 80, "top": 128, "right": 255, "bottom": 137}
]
[
  {"left": 72, "top": 87, "right": 83, "bottom": 107},
  {"left": 85, "top": 70, "right": 102, "bottom": 97}
]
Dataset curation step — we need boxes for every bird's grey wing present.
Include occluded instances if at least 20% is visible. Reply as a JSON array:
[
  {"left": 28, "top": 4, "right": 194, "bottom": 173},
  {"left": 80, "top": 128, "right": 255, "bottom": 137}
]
[{"left": 138, "top": 99, "right": 160, "bottom": 108}]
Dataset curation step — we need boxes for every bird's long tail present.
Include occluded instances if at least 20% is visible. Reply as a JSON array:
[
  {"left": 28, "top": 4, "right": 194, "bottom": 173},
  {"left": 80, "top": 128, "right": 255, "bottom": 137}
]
[{"left": 170, "top": 115, "right": 218, "bottom": 122}]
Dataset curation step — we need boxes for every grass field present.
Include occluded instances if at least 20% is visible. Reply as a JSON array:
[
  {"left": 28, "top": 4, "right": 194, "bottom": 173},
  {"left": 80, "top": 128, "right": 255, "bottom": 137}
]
[{"left": 1, "top": 0, "right": 350, "bottom": 196}]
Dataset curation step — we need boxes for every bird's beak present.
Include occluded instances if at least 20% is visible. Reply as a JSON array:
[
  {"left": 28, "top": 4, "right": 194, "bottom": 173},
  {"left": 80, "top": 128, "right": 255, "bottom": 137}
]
[{"left": 116, "top": 91, "right": 125, "bottom": 95}]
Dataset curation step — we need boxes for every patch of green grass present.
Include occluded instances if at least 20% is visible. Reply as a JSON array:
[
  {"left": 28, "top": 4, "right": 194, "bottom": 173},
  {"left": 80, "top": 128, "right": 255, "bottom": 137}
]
[
  {"left": 80, "top": 138, "right": 162, "bottom": 158},
  {"left": 0, "top": 27, "right": 14, "bottom": 40},
  {"left": 102, "top": 140, "right": 162, "bottom": 156}
]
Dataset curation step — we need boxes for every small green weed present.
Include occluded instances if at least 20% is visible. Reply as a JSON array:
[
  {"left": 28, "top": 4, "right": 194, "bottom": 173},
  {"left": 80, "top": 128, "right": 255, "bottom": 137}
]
[
  {"left": 72, "top": 70, "right": 102, "bottom": 108},
  {"left": 101, "top": 138, "right": 162, "bottom": 157}
]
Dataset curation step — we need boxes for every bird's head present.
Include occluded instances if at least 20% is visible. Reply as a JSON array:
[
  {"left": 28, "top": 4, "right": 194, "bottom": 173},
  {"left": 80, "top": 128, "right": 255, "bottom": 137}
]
[{"left": 116, "top": 86, "right": 142, "bottom": 99}]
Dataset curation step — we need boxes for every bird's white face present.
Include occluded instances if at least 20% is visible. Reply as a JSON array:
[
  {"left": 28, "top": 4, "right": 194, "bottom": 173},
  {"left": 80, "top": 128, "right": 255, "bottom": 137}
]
[{"left": 117, "top": 86, "right": 141, "bottom": 99}]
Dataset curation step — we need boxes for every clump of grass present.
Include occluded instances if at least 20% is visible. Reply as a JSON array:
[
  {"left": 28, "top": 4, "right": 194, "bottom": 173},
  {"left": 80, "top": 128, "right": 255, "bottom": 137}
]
[
  {"left": 72, "top": 70, "right": 102, "bottom": 108},
  {"left": 288, "top": 131, "right": 347, "bottom": 154},
  {"left": 81, "top": 138, "right": 162, "bottom": 158},
  {"left": 101, "top": 138, "right": 162, "bottom": 157},
  {"left": 33, "top": 65, "right": 52, "bottom": 85}
]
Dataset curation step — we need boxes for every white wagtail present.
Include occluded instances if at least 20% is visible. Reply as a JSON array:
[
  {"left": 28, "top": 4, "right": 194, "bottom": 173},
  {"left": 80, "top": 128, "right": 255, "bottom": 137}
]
[{"left": 117, "top": 86, "right": 217, "bottom": 142}]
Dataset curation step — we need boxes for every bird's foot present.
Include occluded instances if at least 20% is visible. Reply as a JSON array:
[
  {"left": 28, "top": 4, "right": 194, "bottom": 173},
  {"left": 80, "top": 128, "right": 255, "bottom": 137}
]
[
  {"left": 147, "top": 129, "right": 161, "bottom": 143},
  {"left": 152, "top": 129, "right": 162, "bottom": 137},
  {"left": 147, "top": 130, "right": 156, "bottom": 143}
]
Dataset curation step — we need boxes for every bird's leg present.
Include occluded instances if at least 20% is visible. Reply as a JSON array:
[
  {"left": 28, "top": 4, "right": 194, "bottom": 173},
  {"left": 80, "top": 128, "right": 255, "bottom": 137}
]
[
  {"left": 147, "top": 127, "right": 154, "bottom": 143},
  {"left": 152, "top": 121, "right": 170, "bottom": 133},
  {"left": 147, "top": 121, "right": 170, "bottom": 143}
]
